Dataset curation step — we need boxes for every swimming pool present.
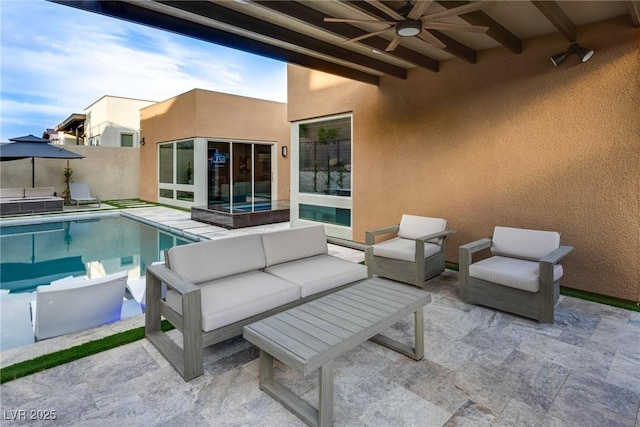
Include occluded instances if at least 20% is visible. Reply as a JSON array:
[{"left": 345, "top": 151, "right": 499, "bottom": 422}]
[
  {"left": 0, "top": 212, "right": 198, "bottom": 351},
  {"left": 0, "top": 213, "right": 195, "bottom": 294}
]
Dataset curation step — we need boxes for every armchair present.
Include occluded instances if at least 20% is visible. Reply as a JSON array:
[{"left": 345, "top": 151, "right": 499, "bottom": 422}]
[
  {"left": 365, "top": 215, "right": 455, "bottom": 288},
  {"left": 459, "top": 226, "right": 573, "bottom": 323}
]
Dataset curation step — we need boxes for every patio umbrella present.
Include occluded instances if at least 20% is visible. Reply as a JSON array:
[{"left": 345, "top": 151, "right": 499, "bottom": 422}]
[{"left": 0, "top": 134, "right": 84, "bottom": 187}]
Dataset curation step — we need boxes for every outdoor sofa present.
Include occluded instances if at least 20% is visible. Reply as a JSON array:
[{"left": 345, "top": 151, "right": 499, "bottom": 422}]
[
  {"left": 0, "top": 187, "right": 63, "bottom": 215},
  {"left": 145, "top": 224, "right": 369, "bottom": 381}
]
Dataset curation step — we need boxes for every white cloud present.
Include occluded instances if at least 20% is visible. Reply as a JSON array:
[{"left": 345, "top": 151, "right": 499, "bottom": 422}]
[{"left": 0, "top": 0, "right": 287, "bottom": 141}]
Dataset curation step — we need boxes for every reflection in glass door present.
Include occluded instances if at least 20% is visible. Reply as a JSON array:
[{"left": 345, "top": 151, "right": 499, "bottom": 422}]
[{"left": 207, "top": 141, "right": 272, "bottom": 211}]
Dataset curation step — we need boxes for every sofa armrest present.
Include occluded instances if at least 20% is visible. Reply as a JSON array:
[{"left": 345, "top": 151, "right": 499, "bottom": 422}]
[
  {"left": 365, "top": 224, "right": 400, "bottom": 245},
  {"left": 458, "top": 237, "right": 492, "bottom": 301},
  {"left": 460, "top": 237, "right": 492, "bottom": 255},
  {"left": 415, "top": 228, "right": 457, "bottom": 242},
  {"left": 146, "top": 263, "right": 199, "bottom": 296}
]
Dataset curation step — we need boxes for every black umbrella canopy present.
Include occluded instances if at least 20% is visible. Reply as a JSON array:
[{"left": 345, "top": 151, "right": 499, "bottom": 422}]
[{"left": 0, "top": 134, "right": 85, "bottom": 187}]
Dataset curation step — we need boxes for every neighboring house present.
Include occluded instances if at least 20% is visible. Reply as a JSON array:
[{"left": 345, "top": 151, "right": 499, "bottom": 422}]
[
  {"left": 139, "top": 89, "right": 289, "bottom": 210},
  {"left": 56, "top": 95, "right": 156, "bottom": 147}
]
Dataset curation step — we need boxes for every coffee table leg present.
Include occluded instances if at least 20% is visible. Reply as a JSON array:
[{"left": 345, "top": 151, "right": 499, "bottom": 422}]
[
  {"left": 414, "top": 307, "right": 424, "bottom": 360},
  {"left": 318, "top": 361, "right": 334, "bottom": 427},
  {"left": 259, "top": 349, "right": 273, "bottom": 388}
]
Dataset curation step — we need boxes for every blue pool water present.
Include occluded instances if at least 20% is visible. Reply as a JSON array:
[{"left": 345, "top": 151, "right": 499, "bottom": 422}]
[{"left": 0, "top": 215, "right": 194, "bottom": 294}]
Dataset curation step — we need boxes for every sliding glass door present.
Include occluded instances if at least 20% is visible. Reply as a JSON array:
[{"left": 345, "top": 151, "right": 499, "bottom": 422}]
[{"left": 207, "top": 141, "right": 272, "bottom": 211}]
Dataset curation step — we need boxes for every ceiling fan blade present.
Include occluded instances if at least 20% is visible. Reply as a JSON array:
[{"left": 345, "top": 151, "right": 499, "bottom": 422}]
[
  {"left": 407, "top": 0, "right": 434, "bottom": 19},
  {"left": 324, "top": 17, "right": 396, "bottom": 25},
  {"left": 423, "top": 21, "right": 489, "bottom": 33},
  {"left": 385, "top": 36, "right": 403, "bottom": 52},
  {"left": 417, "top": 30, "right": 447, "bottom": 49},
  {"left": 421, "top": 1, "right": 497, "bottom": 22},
  {"left": 343, "top": 28, "right": 392, "bottom": 44},
  {"left": 364, "top": 0, "right": 404, "bottom": 20}
]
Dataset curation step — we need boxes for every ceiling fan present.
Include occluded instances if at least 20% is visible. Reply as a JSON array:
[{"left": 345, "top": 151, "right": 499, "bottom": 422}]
[{"left": 325, "top": 0, "right": 496, "bottom": 52}]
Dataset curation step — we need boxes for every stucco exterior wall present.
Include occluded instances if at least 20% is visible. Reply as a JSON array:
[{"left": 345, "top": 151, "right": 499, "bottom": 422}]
[
  {"left": 139, "top": 89, "right": 289, "bottom": 203},
  {"left": 287, "top": 17, "right": 640, "bottom": 302},
  {"left": 0, "top": 145, "right": 139, "bottom": 200},
  {"left": 85, "top": 96, "right": 155, "bottom": 147}
]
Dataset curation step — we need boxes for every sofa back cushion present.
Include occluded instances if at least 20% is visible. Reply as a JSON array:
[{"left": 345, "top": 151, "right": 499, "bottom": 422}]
[
  {"left": 25, "top": 187, "right": 55, "bottom": 197},
  {"left": 262, "top": 225, "right": 328, "bottom": 267},
  {"left": 491, "top": 226, "right": 560, "bottom": 261},
  {"left": 167, "top": 234, "right": 265, "bottom": 283},
  {"left": 398, "top": 215, "right": 447, "bottom": 245},
  {"left": 0, "top": 188, "right": 24, "bottom": 199}
]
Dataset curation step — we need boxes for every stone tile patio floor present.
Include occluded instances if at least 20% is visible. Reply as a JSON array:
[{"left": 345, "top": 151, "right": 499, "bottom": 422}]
[{"left": 1, "top": 207, "right": 639, "bottom": 426}]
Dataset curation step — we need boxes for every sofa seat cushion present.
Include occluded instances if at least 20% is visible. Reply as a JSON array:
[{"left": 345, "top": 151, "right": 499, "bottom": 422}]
[
  {"left": 264, "top": 254, "right": 367, "bottom": 298},
  {"left": 166, "top": 270, "right": 300, "bottom": 332},
  {"left": 372, "top": 237, "right": 441, "bottom": 262},
  {"left": 491, "top": 226, "right": 560, "bottom": 261},
  {"left": 262, "top": 225, "right": 328, "bottom": 267},
  {"left": 469, "top": 256, "right": 563, "bottom": 293},
  {"left": 167, "top": 234, "right": 266, "bottom": 283}
]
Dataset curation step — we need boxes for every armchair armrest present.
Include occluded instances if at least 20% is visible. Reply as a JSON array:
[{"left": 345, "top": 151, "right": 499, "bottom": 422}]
[
  {"left": 540, "top": 246, "right": 574, "bottom": 265},
  {"left": 459, "top": 237, "right": 492, "bottom": 254},
  {"left": 365, "top": 224, "right": 400, "bottom": 245},
  {"left": 415, "top": 229, "right": 457, "bottom": 242}
]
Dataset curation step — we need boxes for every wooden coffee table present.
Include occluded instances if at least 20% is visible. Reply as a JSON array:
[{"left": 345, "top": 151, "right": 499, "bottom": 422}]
[{"left": 243, "top": 277, "right": 431, "bottom": 427}]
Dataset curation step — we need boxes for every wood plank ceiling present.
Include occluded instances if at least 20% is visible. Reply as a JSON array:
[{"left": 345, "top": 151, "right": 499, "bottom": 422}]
[{"left": 52, "top": 1, "right": 639, "bottom": 85}]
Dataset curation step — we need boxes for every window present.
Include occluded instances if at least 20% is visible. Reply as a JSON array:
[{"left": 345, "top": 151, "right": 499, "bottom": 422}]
[
  {"left": 299, "top": 117, "right": 351, "bottom": 196},
  {"left": 121, "top": 133, "right": 134, "bottom": 147},
  {"left": 158, "top": 140, "right": 194, "bottom": 207}
]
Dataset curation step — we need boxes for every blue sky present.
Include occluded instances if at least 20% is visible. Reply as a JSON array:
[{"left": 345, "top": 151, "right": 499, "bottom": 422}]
[{"left": 0, "top": 0, "right": 288, "bottom": 142}]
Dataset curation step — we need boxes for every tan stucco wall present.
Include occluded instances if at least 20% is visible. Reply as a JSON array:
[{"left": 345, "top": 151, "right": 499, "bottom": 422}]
[
  {"left": 139, "top": 89, "right": 289, "bottom": 202},
  {"left": 0, "top": 145, "right": 139, "bottom": 200},
  {"left": 288, "top": 17, "right": 640, "bottom": 302}
]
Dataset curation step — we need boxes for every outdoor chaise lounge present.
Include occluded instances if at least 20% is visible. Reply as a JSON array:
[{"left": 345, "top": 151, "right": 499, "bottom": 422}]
[
  {"left": 30, "top": 270, "right": 128, "bottom": 340},
  {"left": 69, "top": 182, "right": 100, "bottom": 207},
  {"left": 365, "top": 214, "right": 455, "bottom": 288},
  {"left": 459, "top": 226, "right": 573, "bottom": 323}
]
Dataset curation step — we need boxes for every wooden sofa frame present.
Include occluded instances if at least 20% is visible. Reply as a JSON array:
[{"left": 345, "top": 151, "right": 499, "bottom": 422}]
[
  {"left": 364, "top": 225, "right": 455, "bottom": 288},
  {"left": 145, "top": 261, "right": 361, "bottom": 381},
  {"left": 459, "top": 237, "right": 573, "bottom": 323}
]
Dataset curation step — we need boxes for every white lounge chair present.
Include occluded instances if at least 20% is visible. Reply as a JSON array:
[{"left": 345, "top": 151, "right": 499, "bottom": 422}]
[
  {"left": 69, "top": 182, "right": 101, "bottom": 207},
  {"left": 30, "top": 271, "right": 128, "bottom": 340}
]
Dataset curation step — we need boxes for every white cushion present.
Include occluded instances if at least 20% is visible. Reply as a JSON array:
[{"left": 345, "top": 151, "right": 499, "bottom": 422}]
[
  {"left": 264, "top": 254, "right": 367, "bottom": 298},
  {"left": 398, "top": 215, "right": 447, "bottom": 244},
  {"left": 262, "top": 225, "right": 328, "bottom": 267},
  {"left": 469, "top": 256, "right": 563, "bottom": 293},
  {"left": 166, "top": 270, "right": 300, "bottom": 332},
  {"left": 167, "top": 234, "right": 265, "bottom": 283},
  {"left": 24, "top": 187, "right": 54, "bottom": 197},
  {"left": 0, "top": 188, "right": 24, "bottom": 198},
  {"left": 491, "top": 226, "right": 560, "bottom": 261},
  {"left": 373, "top": 237, "right": 441, "bottom": 262}
]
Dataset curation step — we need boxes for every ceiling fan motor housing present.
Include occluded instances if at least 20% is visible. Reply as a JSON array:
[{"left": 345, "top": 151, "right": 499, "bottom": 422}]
[{"left": 396, "top": 19, "right": 422, "bottom": 37}]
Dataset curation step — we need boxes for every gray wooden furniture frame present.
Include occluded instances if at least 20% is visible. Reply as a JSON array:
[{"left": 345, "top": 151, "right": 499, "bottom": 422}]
[
  {"left": 144, "top": 263, "right": 360, "bottom": 382},
  {"left": 365, "top": 225, "right": 455, "bottom": 288},
  {"left": 243, "top": 278, "right": 430, "bottom": 427},
  {"left": 459, "top": 238, "right": 573, "bottom": 323}
]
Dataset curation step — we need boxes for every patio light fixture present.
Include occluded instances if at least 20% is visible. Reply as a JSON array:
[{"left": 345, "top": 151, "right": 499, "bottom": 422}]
[
  {"left": 551, "top": 43, "right": 594, "bottom": 66},
  {"left": 281, "top": 146, "right": 288, "bottom": 157},
  {"left": 396, "top": 19, "right": 422, "bottom": 37}
]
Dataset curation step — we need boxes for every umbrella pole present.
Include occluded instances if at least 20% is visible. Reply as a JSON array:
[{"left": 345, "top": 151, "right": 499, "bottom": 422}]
[{"left": 32, "top": 157, "right": 35, "bottom": 188}]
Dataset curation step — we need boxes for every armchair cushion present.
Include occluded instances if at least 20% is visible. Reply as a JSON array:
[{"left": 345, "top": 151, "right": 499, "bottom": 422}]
[
  {"left": 167, "top": 234, "right": 266, "bottom": 283},
  {"left": 491, "top": 226, "right": 560, "bottom": 261},
  {"left": 166, "top": 270, "right": 300, "bottom": 332},
  {"left": 397, "top": 215, "right": 447, "bottom": 245},
  {"left": 372, "top": 237, "right": 441, "bottom": 262},
  {"left": 469, "top": 256, "right": 563, "bottom": 293},
  {"left": 264, "top": 254, "right": 367, "bottom": 298}
]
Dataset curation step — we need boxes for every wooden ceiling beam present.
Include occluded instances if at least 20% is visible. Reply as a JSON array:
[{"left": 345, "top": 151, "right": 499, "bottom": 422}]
[
  {"left": 438, "top": 1, "right": 522, "bottom": 54},
  {"left": 158, "top": 0, "right": 407, "bottom": 79},
  {"left": 628, "top": 1, "right": 640, "bottom": 27},
  {"left": 254, "top": 0, "right": 439, "bottom": 72},
  {"left": 51, "top": 0, "right": 381, "bottom": 85},
  {"left": 532, "top": 1, "right": 576, "bottom": 42}
]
